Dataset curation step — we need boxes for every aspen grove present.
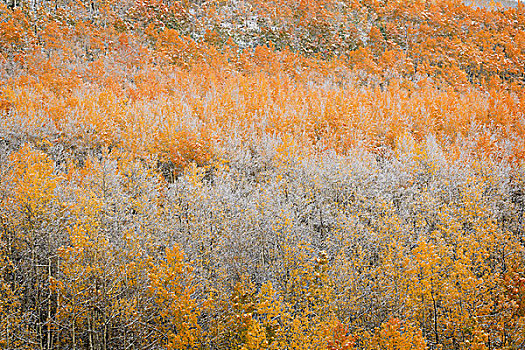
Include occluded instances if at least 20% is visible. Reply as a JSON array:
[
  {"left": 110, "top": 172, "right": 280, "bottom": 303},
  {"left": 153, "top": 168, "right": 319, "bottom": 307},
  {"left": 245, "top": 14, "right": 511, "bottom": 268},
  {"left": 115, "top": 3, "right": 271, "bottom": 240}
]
[{"left": 1, "top": 0, "right": 525, "bottom": 349}]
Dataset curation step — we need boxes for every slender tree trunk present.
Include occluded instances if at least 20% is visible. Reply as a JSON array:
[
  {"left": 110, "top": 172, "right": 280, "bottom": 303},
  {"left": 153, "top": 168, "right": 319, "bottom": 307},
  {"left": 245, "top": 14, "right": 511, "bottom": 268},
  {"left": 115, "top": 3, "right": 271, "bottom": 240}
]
[
  {"left": 89, "top": 315, "right": 94, "bottom": 350},
  {"left": 72, "top": 322, "right": 76, "bottom": 350},
  {"left": 431, "top": 291, "right": 439, "bottom": 346},
  {"left": 47, "top": 256, "right": 52, "bottom": 350},
  {"left": 6, "top": 320, "right": 9, "bottom": 350}
]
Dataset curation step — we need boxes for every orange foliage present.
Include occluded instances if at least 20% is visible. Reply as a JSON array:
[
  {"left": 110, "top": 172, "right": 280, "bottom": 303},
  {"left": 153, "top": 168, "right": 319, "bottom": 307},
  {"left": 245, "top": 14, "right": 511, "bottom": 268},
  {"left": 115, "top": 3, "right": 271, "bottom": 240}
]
[{"left": 1, "top": 0, "right": 525, "bottom": 348}]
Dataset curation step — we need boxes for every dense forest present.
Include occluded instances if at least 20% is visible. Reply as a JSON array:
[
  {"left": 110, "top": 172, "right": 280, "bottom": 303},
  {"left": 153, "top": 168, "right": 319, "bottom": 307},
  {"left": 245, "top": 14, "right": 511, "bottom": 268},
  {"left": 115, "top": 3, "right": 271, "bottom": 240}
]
[{"left": 1, "top": 0, "right": 525, "bottom": 349}]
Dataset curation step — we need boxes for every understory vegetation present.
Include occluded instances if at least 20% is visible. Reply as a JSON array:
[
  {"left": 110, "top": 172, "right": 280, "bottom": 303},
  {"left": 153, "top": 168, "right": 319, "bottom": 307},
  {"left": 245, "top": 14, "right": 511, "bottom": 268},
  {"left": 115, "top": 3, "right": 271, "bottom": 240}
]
[{"left": 1, "top": 0, "right": 525, "bottom": 349}]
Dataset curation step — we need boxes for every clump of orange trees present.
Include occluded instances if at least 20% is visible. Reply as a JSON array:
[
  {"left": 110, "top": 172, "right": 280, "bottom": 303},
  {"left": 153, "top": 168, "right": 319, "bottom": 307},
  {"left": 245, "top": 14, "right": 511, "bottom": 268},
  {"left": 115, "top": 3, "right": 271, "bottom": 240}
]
[{"left": 1, "top": 0, "right": 525, "bottom": 349}]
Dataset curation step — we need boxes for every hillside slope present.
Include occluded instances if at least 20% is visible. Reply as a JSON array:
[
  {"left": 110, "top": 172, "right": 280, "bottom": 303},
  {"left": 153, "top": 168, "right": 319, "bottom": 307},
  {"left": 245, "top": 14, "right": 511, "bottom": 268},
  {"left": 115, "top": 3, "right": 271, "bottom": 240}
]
[{"left": 1, "top": 0, "right": 525, "bottom": 349}]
